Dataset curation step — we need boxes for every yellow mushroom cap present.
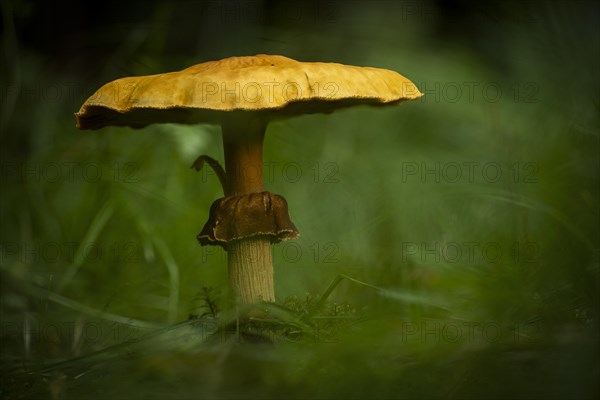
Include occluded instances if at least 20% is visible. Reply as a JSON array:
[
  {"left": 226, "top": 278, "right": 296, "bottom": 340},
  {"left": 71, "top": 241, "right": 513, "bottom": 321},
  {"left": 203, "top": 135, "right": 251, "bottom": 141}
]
[{"left": 75, "top": 54, "right": 423, "bottom": 130}]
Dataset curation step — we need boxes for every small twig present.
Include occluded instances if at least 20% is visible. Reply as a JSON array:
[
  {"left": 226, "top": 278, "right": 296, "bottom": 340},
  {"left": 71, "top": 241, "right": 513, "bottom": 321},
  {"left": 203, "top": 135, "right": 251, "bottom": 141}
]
[{"left": 191, "top": 155, "right": 227, "bottom": 195}]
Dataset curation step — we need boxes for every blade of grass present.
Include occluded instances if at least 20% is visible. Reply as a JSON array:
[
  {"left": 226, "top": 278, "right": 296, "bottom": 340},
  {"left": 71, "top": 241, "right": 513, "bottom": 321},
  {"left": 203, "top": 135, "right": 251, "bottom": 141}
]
[
  {"left": 307, "top": 273, "right": 382, "bottom": 319},
  {"left": 480, "top": 191, "right": 595, "bottom": 250},
  {"left": 442, "top": 187, "right": 595, "bottom": 251},
  {"left": 15, "top": 280, "right": 160, "bottom": 329},
  {"left": 377, "top": 288, "right": 451, "bottom": 311},
  {"left": 308, "top": 273, "right": 450, "bottom": 319},
  {"left": 310, "top": 275, "right": 344, "bottom": 315},
  {"left": 152, "top": 236, "right": 180, "bottom": 324},
  {"left": 36, "top": 319, "right": 194, "bottom": 374},
  {"left": 57, "top": 199, "right": 115, "bottom": 292}
]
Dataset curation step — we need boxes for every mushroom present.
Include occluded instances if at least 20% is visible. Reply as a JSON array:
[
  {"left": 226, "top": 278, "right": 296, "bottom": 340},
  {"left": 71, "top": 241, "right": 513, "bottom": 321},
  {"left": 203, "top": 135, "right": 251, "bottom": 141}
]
[{"left": 75, "top": 54, "right": 422, "bottom": 306}]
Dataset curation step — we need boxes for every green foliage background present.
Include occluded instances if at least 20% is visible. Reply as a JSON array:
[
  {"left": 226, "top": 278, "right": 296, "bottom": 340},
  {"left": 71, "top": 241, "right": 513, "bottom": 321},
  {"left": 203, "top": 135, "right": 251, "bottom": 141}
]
[{"left": 1, "top": 1, "right": 598, "bottom": 399}]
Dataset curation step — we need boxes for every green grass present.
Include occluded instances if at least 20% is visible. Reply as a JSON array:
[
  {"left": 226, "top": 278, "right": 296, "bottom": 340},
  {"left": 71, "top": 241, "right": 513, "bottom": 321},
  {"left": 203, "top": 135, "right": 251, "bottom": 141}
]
[{"left": 1, "top": 1, "right": 598, "bottom": 399}]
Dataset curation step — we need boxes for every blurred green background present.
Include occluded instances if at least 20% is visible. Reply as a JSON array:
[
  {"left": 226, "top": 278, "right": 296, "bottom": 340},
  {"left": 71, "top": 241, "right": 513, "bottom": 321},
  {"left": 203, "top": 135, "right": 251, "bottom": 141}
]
[{"left": 1, "top": 0, "right": 598, "bottom": 399}]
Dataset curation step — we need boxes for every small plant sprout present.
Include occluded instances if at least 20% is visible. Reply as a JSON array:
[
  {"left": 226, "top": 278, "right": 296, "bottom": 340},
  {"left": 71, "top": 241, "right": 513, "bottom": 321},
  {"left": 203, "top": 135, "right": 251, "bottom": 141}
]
[{"left": 75, "top": 54, "right": 422, "bottom": 308}]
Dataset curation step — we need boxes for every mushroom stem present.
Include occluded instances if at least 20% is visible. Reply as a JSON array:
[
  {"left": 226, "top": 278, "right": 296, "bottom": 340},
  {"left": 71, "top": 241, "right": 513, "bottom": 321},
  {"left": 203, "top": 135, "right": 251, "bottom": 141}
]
[
  {"left": 227, "top": 237, "right": 274, "bottom": 304},
  {"left": 222, "top": 115, "right": 266, "bottom": 195},
  {"left": 222, "top": 115, "right": 275, "bottom": 304}
]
